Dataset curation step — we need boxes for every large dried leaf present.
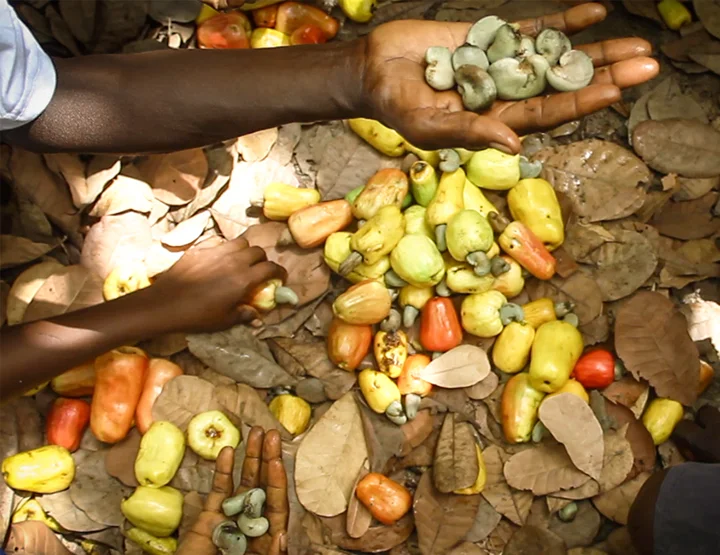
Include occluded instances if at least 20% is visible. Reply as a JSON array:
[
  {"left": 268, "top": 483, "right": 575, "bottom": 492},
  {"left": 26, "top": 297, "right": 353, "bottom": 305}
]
[
  {"left": 584, "top": 228, "right": 658, "bottom": 302},
  {"left": 152, "top": 375, "right": 222, "bottom": 431},
  {"left": 604, "top": 400, "right": 657, "bottom": 478},
  {"left": 320, "top": 513, "right": 414, "bottom": 553},
  {"left": 482, "top": 445, "right": 533, "bottom": 525},
  {"left": 187, "top": 326, "right": 296, "bottom": 388},
  {"left": 89, "top": 0, "right": 147, "bottom": 53},
  {"left": 357, "top": 400, "right": 406, "bottom": 472},
  {"left": 295, "top": 393, "right": 368, "bottom": 516},
  {"left": 615, "top": 291, "right": 700, "bottom": 405},
  {"left": 418, "top": 345, "right": 491, "bottom": 388},
  {"left": 236, "top": 128, "right": 278, "bottom": 162},
  {"left": 504, "top": 444, "right": 592, "bottom": 496},
  {"left": 58, "top": 0, "right": 95, "bottom": 44},
  {"left": 504, "top": 525, "right": 566, "bottom": 555},
  {"left": 161, "top": 211, "right": 212, "bottom": 248},
  {"left": 602, "top": 376, "right": 650, "bottom": 419},
  {"left": 38, "top": 491, "right": 106, "bottom": 532},
  {"left": 6, "top": 521, "right": 72, "bottom": 555},
  {"left": 688, "top": 40, "right": 720, "bottom": 75},
  {"left": 632, "top": 119, "right": 720, "bottom": 178},
  {"left": 0, "top": 235, "right": 55, "bottom": 269},
  {"left": 433, "top": 413, "right": 479, "bottom": 492},
  {"left": 137, "top": 149, "right": 208, "bottom": 206},
  {"left": 346, "top": 461, "right": 372, "bottom": 539},
  {"left": 622, "top": 0, "right": 663, "bottom": 25},
  {"left": 45, "top": 4, "right": 81, "bottom": 55},
  {"left": 69, "top": 450, "right": 132, "bottom": 526},
  {"left": 651, "top": 193, "right": 720, "bottom": 240},
  {"left": 539, "top": 393, "right": 604, "bottom": 480},
  {"left": 171, "top": 448, "right": 216, "bottom": 494},
  {"left": 525, "top": 272, "right": 603, "bottom": 326},
  {"left": 12, "top": 196, "right": 54, "bottom": 242},
  {"left": 22, "top": 265, "right": 104, "bottom": 323},
  {"left": 89, "top": 174, "right": 154, "bottom": 217},
  {"left": 464, "top": 496, "right": 502, "bottom": 543},
  {"left": 215, "top": 383, "right": 289, "bottom": 438},
  {"left": 562, "top": 220, "right": 615, "bottom": 263},
  {"left": 534, "top": 140, "right": 650, "bottom": 222},
  {"left": 591, "top": 471, "right": 651, "bottom": 525},
  {"left": 695, "top": 0, "right": 720, "bottom": 39},
  {"left": 81, "top": 212, "right": 152, "bottom": 279},
  {"left": 44, "top": 154, "right": 96, "bottom": 208},
  {"left": 413, "top": 470, "right": 482, "bottom": 555},
  {"left": 646, "top": 76, "right": 708, "bottom": 124},
  {"left": 673, "top": 176, "right": 720, "bottom": 202},
  {"left": 104, "top": 428, "right": 140, "bottom": 487},
  {"left": 596, "top": 426, "right": 634, "bottom": 493}
]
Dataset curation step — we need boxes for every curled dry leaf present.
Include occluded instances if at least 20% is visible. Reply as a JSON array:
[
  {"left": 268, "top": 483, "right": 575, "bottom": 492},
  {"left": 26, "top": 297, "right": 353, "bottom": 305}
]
[
  {"left": 0, "top": 235, "right": 55, "bottom": 269},
  {"left": 418, "top": 345, "right": 490, "bottom": 388},
  {"left": 534, "top": 139, "right": 650, "bottom": 222},
  {"left": 615, "top": 291, "right": 700, "bottom": 405},
  {"left": 151, "top": 375, "right": 222, "bottom": 432},
  {"left": 503, "top": 525, "right": 566, "bottom": 555},
  {"left": 346, "top": 460, "right": 372, "bottom": 539},
  {"left": 591, "top": 471, "right": 651, "bottom": 525},
  {"left": 602, "top": 376, "right": 650, "bottom": 419},
  {"left": 465, "top": 371, "right": 499, "bottom": 400},
  {"left": 139, "top": 332, "right": 187, "bottom": 357},
  {"left": 43, "top": 153, "right": 92, "bottom": 208},
  {"left": 81, "top": 212, "right": 152, "bottom": 279},
  {"left": 645, "top": 76, "right": 709, "bottom": 124},
  {"left": 504, "top": 443, "right": 592, "bottom": 496},
  {"left": 13, "top": 196, "right": 54, "bottom": 242},
  {"left": 215, "top": 383, "right": 289, "bottom": 438},
  {"left": 464, "top": 496, "right": 502, "bottom": 543},
  {"left": 161, "top": 210, "right": 212, "bottom": 248},
  {"left": 22, "top": 265, "right": 104, "bottom": 324},
  {"left": 525, "top": 272, "right": 603, "bottom": 326},
  {"left": 482, "top": 445, "right": 533, "bottom": 526},
  {"left": 682, "top": 292, "right": 720, "bottom": 354},
  {"left": 539, "top": 393, "right": 604, "bottom": 480},
  {"left": 86, "top": 155, "right": 121, "bottom": 199},
  {"left": 295, "top": 393, "right": 368, "bottom": 517},
  {"left": 632, "top": 119, "right": 720, "bottom": 178},
  {"left": 652, "top": 193, "right": 720, "bottom": 240},
  {"left": 433, "top": 413, "right": 479, "bottom": 493},
  {"left": 137, "top": 149, "right": 208, "bottom": 206},
  {"left": 596, "top": 426, "right": 634, "bottom": 493},
  {"left": 89, "top": 174, "right": 154, "bottom": 217},
  {"left": 6, "top": 521, "right": 72, "bottom": 555},
  {"left": 413, "top": 470, "right": 482, "bottom": 555},
  {"left": 143, "top": 241, "right": 184, "bottom": 278},
  {"left": 38, "top": 490, "right": 106, "bottom": 532},
  {"left": 548, "top": 501, "right": 601, "bottom": 549},
  {"left": 604, "top": 400, "right": 656, "bottom": 478},
  {"left": 104, "top": 428, "right": 141, "bottom": 487},
  {"left": 236, "top": 128, "right": 279, "bottom": 162},
  {"left": 448, "top": 543, "right": 486, "bottom": 555}
]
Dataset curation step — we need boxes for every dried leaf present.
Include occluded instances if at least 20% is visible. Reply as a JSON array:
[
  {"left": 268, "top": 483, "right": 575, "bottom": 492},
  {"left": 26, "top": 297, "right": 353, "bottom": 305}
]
[
  {"left": 400, "top": 409, "right": 435, "bottom": 456},
  {"left": 0, "top": 235, "right": 55, "bottom": 269},
  {"left": 152, "top": 375, "right": 222, "bottom": 431},
  {"left": 548, "top": 501, "right": 601, "bottom": 549},
  {"left": 602, "top": 376, "right": 650, "bottom": 419},
  {"left": 658, "top": 439, "right": 687, "bottom": 468},
  {"left": 69, "top": 450, "right": 132, "bottom": 526},
  {"left": 138, "top": 149, "right": 208, "bottom": 206},
  {"left": 482, "top": 445, "right": 533, "bottom": 526},
  {"left": 562, "top": 221, "right": 615, "bottom": 263},
  {"left": 433, "top": 413, "right": 479, "bottom": 492},
  {"left": 673, "top": 176, "right": 720, "bottom": 201},
  {"left": 682, "top": 293, "right": 720, "bottom": 354},
  {"left": 688, "top": 40, "right": 720, "bottom": 75},
  {"left": 22, "top": 265, "right": 104, "bottom": 324},
  {"left": 6, "top": 521, "right": 72, "bottom": 555},
  {"left": 615, "top": 291, "right": 700, "bottom": 405},
  {"left": 504, "top": 444, "right": 592, "bottom": 496},
  {"left": 358, "top": 400, "right": 405, "bottom": 473},
  {"left": 295, "top": 393, "right": 368, "bottom": 517},
  {"left": 603, "top": 400, "right": 657, "bottom": 478},
  {"left": 632, "top": 119, "right": 720, "bottom": 178},
  {"left": 622, "top": 0, "right": 663, "bottom": 25},
  {"left": 465, "top": 372, "right": 499, "bottom": 400},
  {"left": 38, "top": 491, "right": 106, "bottom": 532},
  {"left": 89, "top": 174, "right": 154, "bottom": 217},
  {"left": 539, "top": 393, "right": 604, "bottom": 480},
  {"left": 214, "top": 383, "right": 289, "bottom": 438},
  {"left": 525, "top": 272, "right": 603, "bottom": 326},
  {"left": 170, "top": 448, "right": 215, "bottom": 494},
  {"left": 480, "top": 519, "right": 517, "bottom": 554},
  {"left": 46, "top": 4, "right": 81, "bottom": 55},
  {"left": 104, "top": 428, "right": 140, "bottom": 487},
  {"left": 44, "top": 153, "right": 94, "bottom": 209},
  {"left": 651, "top": 193, "right": 720, "bottom": 240},
  {"left": 448, "top": 543, "right": 487, "bottom": 555},
  {"left": 534, "top": 140, "right": 650, "bottom": 222},
  {"left": 418, "top": 345, "right": 490, "bottom": 388},
  {"left": 258, "top": 295, "right": 327, "bottom": 340},
  {"left": 596, "top": 426, "right": 634, "bottom": 493},
  {"left": 591, "top": 471, "right": 651, "bottom": 525},
  {"left": 503, "top": 525, "right": 566, "bottom": 555},
  {"left": 236, "top": 128, "right": 279, "bottom": 162},
  {"left": 646, "top": 77, "right": 708, "bottom": 124},
  {"left": 627, "top": 91, "right": 650, "bottom": 143},
  {"left": 320, "top": 513, "right": 414, "bottom": 553},
  {"left": 161, "top": 211, "right": 212, "bottom": 248},
  {"left": 139, "top": 332, "right": 187, "bottom": 357},
  {"left": 695, "top": 0, "right": 720, "bottom": 39},
  {"left": 187, "top": 326, "right": 296, "bottom": 388},
  {"left": 81, "top": 212, "right": 152, "bottom": 279},
  {"left": 414, "top": 470, "right": 482, "bottom": 555},
  {"left": 464, "top": 496, "right": 502, "bottom": 543},
  {"left": 13, "top": 196, "right": 54, "bottom": 242},
  {"left": 345, "top": 460, "right": 371, "bottom": 539}
]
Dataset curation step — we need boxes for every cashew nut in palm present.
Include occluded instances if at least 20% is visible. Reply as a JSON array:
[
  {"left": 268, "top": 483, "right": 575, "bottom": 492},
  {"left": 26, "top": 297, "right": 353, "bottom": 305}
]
[
  {"left": 212, "top": 521, "right": 248, "bottom": 555},
  {"left": 243, "top": 488, "right": 266, "bottom": 519},
  {"left": 452, "top": 45, "right": 488, "bottom": 71},
  {"left": 487, "top": 24, "right": 522, "bottom": 63},
  {"left": 535, "top": 28, "right": 572, "bottom": 66},
  {"left": 546, "top": 50, "right": 594, "bottom": 92},
  {"left": 466, "top": 15, "right": 506, "bottom": 50},
  {"left": 455, "top": 65, "right": 497, "bottom": 112},
  {"left": 237, "top": 514, "right": 270, "bottom": 538},
  {"left": 425, "top": 46, "right": 455, "bottom": 91},
  {"left": 519, "top": 35, "right": 536, "bottom": 57},
  {"left": 488, "top": 54, "right": 550, "bottom": 100}
]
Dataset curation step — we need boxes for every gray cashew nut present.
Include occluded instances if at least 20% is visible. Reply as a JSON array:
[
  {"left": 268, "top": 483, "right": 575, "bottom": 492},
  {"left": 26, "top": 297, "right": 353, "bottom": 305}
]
[
  {"left": 452, "top": 45, "right": 489, "bottom": 71},
  {"left": 454, "top": 65, "right": 497, "bottom": 112},
  {"left": 487, "top": 24, "right": 522, "bottom": 63},
  {"left": 519, "top": 155, "right": 543, "bottom": 178},
  {"left": 546, "top": 50, "right": 594, "bottom": 92},
  {"left": 425, "top": 46, "right": 455, "bottom": 91},
  {"left": 466, "top": 15, "right": 506, "bottom": 50},
  {"left": 488, "top": 54, "right": 550, "bottom": 100},
  {"left": 237, "top": 514, "right": 270, "bottom": 538},
  {"left": 519, "top": 35, "right": 536, "bottom": 57},
  {"left": 535, "top": 28, "right": 572, "bottom": 66}
]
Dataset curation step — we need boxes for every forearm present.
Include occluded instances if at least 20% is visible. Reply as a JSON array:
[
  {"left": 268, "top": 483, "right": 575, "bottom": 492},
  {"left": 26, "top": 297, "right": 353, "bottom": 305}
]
[
  {"left": 0, "top": 288, "right": 170, "bottom": 401},
  {"left": 6, "top": 40, "right": 367, "bottom": 154}
]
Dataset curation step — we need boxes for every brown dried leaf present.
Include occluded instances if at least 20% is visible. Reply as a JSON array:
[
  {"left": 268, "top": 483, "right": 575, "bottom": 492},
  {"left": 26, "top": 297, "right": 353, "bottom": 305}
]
[
  {"left": 658, "top": 439, "right": 687, "bottom": 468},
  {"left": 688, "top": 40, "right": 720, "bottom": 75},
  {"left": 38, "top": 490, "right": 105, "bottom": 532},
  {"left": 400, "top": 409, "right": 436, "bottom": 456},
  {"left": 433, "top": 413, "right": 479, "bottom": 492},
  {"left": 43, "top": 153, "right": 95, "bottom": 208},
  {"left": 479, "top": 519, "right": 517, "bottom": 554},
  {"left": 414, "top": 470, "right": 482, "bottom": 555},
  {"left": 81, "top": 212, "right": 152, "bottom": 279},
  {"left": 591, "top": 471, "right": 651, "bottom": 525},
  {"left": 504, "top": 444, "right": 592, "bottom": 496},
  {"left": 89, "top": 174, "right": 154, "bottom": 217},
  {"left": 525, "top": 272, "right": 603, "bottom": 326},
  {"left": 615, "top": 291, "right": 700, "bottom": 405},
  {"left": 464, "top": 496, "right": 502, "bottom": 543},
  {"left": 418, "top": 345, "right": 491, "bottom": 388},
  {"left": 695, "top": 0, "right": 720, "bottom": 39},
  {"left": 602, "top": 376, "right": 650, "bottom": 419},
  {"left": 482, "top": 445, "right": 533, "bottom": 525},
  {"left": 539, "top": 393, "right": 604, "bottom": 480},
  {"left": 651, "top": 193, "right": 720, "bottom": 240},
  {"left": 22, "top": 265, "right": 104, "bottom": 324},
  {"left": 139, "top": 332, "right": 187, "bottom": 357},
  {"left": 633, "top": 119, "right": 720, "bottom": 178},
  {"left": 603, "top": 400, "right": 656, "bottom": 478},
  {"left": 170, "top": 448, "right": 215, "bottom": 494},
  {"left": 5, "top": 261, "right": 62, "bottom": 326},
  {"left": 358, "top": 400, "right": 406, "bottom": 473},
  {"left": 465, "top": 372, "right": 499, "bottom": 400},
  {"left": 105, "top": 428, "right": 140, "bottom": 487},
  {"left": 86, "top": 155, "right": 121, "bottom": 197},
  {"left": 161, "top": 211, "right": 212, "bottom": 248},
  {"left": 320, "top": 513, "right": 414, "bottom": 553},
  {"left": 673, "top": 176, "right": 720, "bottom": 201},
  {"left": 6, "top": 521, "right": 72, "bottom": 555},
  {"left": 503, "top": 525, "right": 566, "bottom": 555},
  {"left": 448, "top": 543, "right": 487, "bottom": 555},
  {"left": 236, "top": 128, "right": 279, "bottom": 162},
  {"left": 596, "top": 426, "right": 634, "bottom": 493},
  {"left": 214, "top": 383, "right": 289, "bottom": 438},
  {"left": 295, "top": 393, "right": 368, "bottom": 517},
  {"left": 138, "top": 149, "right": 208, "bottom": 206},
  {"left": 152, "top": 375, "right": 222, "bottom": 431},
  {"left": 534, "top": 139, "right": 650, "bottom": 222},
  {"left": 0, "top": 235, "right": 55, "bottom": 269},
  {"left": 346, "top": 460, "right": 372, "bottom": 539},
  {"left": 646, "top": 76, "right": 708, "bottom": 124},
  {"left": 622, "top": 0, "right": 663, "bottom": 25},
  {"left": 548, "top": 501, "right": 601, "bottom": 549},
  {"left": 562, "top": 221, "right": 615, "bottom": 263}
]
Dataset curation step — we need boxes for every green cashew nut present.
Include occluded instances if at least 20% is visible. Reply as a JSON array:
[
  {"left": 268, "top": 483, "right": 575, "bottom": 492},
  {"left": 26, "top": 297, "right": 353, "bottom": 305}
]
[
  {"left": 439, "top": 149, "right": 461, "bottom": 173},
  {"left": 384, "top": 269, "right": 409, "bottom": 288},
  {"left": 237, "top": 514, "right": 269, "bottom": 538},
  {"left": 381, "top": 308, "right": 402, "bottom": 333},
  {"left": 466, "top": 251, "right": 492, "bottom": 276},
  {"left": 562, "top": 313, "right": 579, "bottom": 328},
  {"left": 554, "top": 301, "right": 574, "bottom": 317},
  {"left": 432, "top": 352, "right": 443, "bottom": 360},
  {"left": 488, "top": 55, "right": 550, "bottom": 100},
  {"left": 385, "top": 400, "right": 408, "bottom": 426},
  {"left": 519, "top": 155, "right": 543, "bottom": 179},
  {"left": 454, "top": 65, "right": 497, "bottom": 112},
  {"left": 435, "top": 224, "right": 448, "bottom": 252},
  {"left": 499, "top": 303, "right": 525, "bottom": 325},
  {"left": 487, "top": 24, "right": 522, "bottom": 63},
  {"left": 546, "top": 50, "right": 594, "bottom": 92},
  {"left": 212, "top": 521, "right": 247, "bottom": 555},
  {"left": 535, "top": 28, "right": 571, "bottom": 66},
  {"left": 490, "top": 256, "right": 511, "bottom": 277},
  {"left": 275, "top": 286, "right": 299, "bottom": 306},
  {"left": 243, "top": 488, "right": 266, "bottom": 519},
  {"left": 425, "top": 46, "right": 455, "bottom": 91},
  {"left": 404, "top": 393, "right": 422, "bottom": 420},
  {"left": 452, "top": 45, "right": 489, "bottom": 71},
  {"left": 531, "top": 421, "right": 547, "bottom": 443},
  {"left": 435, "top": 279, "right": 452, "bottom": 297},
  {"left": 403, "top": 305, "right": 420, "bottom": 328},
  {"left": 222, "top": 492, "right": 250, "bottom": 517},
  {"left": 558, "top": 502, "right": 578, "bottom": 522},
  {"left": 466, "top": 15, "right": 506, "bottom": 50},
  {"left": 338, "top": 251, "right": 363, "bottom": 276}
]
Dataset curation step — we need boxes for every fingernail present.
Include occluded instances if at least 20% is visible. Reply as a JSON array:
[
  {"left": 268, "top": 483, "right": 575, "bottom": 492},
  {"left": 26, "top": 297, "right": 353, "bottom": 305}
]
[{"left": 489, "top": 142, "right": 513, "bottom": 154}]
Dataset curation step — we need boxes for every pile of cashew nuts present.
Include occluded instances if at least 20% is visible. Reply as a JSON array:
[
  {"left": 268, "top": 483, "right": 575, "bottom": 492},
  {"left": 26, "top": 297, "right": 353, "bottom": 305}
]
[{"left": 425, "top": 16, "right": 595, "bottom": 111}]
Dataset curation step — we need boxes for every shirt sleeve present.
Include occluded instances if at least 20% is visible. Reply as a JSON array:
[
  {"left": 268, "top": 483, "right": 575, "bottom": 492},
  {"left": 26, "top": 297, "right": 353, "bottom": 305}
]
[{"left": 0, "top": 0, "right": 57, "bottom": 131}]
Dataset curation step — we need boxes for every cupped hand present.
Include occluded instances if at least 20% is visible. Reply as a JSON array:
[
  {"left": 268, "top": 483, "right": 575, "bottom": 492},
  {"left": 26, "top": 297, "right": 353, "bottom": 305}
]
[
  {"left": 672, "top": 404, "right": 720, "bottom": 463},
  {"left": 363, "top": 2, "right": 660, "bottom": 152},
  {"left": 148, "top": 238, "right": 286, "bottom": 334},
  {"left": 177, "top": 427, "right": 289, "bottom": 555}
]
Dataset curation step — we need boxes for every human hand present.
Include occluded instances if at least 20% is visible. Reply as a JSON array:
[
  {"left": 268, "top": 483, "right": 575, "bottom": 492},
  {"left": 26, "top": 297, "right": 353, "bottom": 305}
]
[
  {"left": 177, "top": 427, "right": 289, "bottom": 555},
  {"left": 672, "top": 404, "right": 720, "bottom": 463},
  {"left": 147, "top": 238, "right": 286, "bottom": 334},
  {"left": 362, "top": 2, "right": 659, "bottom": 152}
]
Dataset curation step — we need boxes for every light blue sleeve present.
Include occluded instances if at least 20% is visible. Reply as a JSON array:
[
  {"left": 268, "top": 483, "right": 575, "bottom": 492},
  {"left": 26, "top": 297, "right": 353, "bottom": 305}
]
[{"left": 0, "top": 0, "right": 57, "bottom": 131}]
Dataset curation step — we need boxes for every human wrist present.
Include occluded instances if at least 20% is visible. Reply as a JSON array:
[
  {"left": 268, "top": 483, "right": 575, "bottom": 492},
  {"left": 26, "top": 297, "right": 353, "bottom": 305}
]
[{"left": 334, "top": 37, "right": 371, "bottom": 119}]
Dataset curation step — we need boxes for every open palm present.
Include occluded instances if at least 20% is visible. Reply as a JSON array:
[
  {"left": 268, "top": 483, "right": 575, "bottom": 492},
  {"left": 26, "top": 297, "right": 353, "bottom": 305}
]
[{"left": 363, "top": 2, "right": 659, "bottom": 152}]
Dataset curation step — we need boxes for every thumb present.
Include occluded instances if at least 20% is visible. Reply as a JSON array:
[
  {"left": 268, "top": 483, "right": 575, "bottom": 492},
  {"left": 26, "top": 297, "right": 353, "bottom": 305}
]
[{"left": 237, "top": 304, "right": 260, "bottom": 324}]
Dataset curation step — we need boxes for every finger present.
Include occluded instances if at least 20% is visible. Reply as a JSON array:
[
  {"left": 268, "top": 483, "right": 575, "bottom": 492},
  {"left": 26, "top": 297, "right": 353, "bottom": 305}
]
[
  {"left": 248, "top": 535, "right": 273, "bottom": 555},
  {"left": 260, "top": 429, "right": 282, "bottom": 489},
  {"left": 265, "top": 459, "right": 289, "bottom": 537},
  {"left": 193, "top": 236, "right": 225, "bottom": 251},
  {"left": 236, "top": 304, "right": 261, "bottom": 324},
  {"left": 489, "top": 84, "right": 620, "bottom": 133},
  {"left": 514, "top": 2, "right": 607, "bottom": 37},
  {"left": 203, "top": 446, "right": 236, "bottom": 513},
  {"left": 577, "top": 38, "right": 653, "bottom": 67},
  {"left": 238, "top": 426, "right": 264, "bottom": 493},
  {"left": 696, "top": 404, "right": 720, "bottom": 430},
  {"left": 267, "top": 533, "right": 287, "bottom": 555},
  {"left": 240, "top": 246, "right": 269, "bottom": 267},
  {"left": 218, "top": 236, "right": 250, "bottom": 253},
  {"left": 591, "top": 57, "right": 660, "bottom": 89},
  {"left": 247, "top": 261, "right": 288, "bottom": 288}
]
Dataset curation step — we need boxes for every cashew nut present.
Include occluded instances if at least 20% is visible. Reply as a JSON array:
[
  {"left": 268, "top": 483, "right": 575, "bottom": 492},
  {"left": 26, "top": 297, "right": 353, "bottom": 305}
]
[
  {"left": 558, "top": 502, "right": 578, "bottom": 522},
  {"left": 454, "top": 65, "right": 497, "bottom": 112},
  {"left": 402, "top": 305, "right": 420, "bottom": 328},
  {"left": 237, "top": 514, "right": 270, "bottom": 538},
  {"left": 435, "top": 223, "right": 448, "bottom": 252},
  {"left": 499, "top": 302, "right": 525, "bottom": 325},
  {"left": 562, "top": 313, "right": 580, "bottom": 327},
  {"left": 425, "top": 46, "right": 455, "bottom": 91},
  {"left": 487, "top": 24, "right": 522, "bottom": 64},
  {"left": 381, "top": 308, "right": 402, "bottom": 333},
  {"left": 222, "top": 492, "right": 250, "bottom": 517},
  {"left": 385, "top": 400, "right": 408, "bottom": 426},
  {"left": 519, "top": 35, "right": 536, "bottom": 57},
  {"left": 466, "top": 251, "right": 491, "bottom": 276},
  {"left": 243, "top": 488, "right": 266, "bottom": 519},
  {"left": 212, "top": 521, "right": 247, "bottom": 555},
  {"left": 490, "top": 256, "right": 510, "bottom": 277},
  {"left": 546, "top": 50, "right": 594, "bottom": 92},
  {"left": 519, "top": 155, "right": 543, "bottom": 179},
  {"left": 554, "top": 301, "right": 574, "bottom": 317},
  {"left": 439, "top": 148, "right": 461, "bottom": 172},
  {"left": 452, "top": 45, "right": 488, "bottom": 71},
  {"left": 466, "top": 15, "right": 506, "bottom": 50},
  {"left": 404, "top": 393, "right": 422, "bottom": 420},
  {"left": 488, "top": 54, "right": 550, "bottom": 100},
  {"left": 435, "top": 279, "right": 452, "bottom": 297},
  {"left": 531, "top": 421, "right": 547, "bottom": 443},
  {"left": 384, "top": 270, "right": 408, "bottom": 289},
  {"left": 274, "top": 286, "right": 299, "bottom": 306},
  {"left": 535, "top": 28, "right": 571, "bottom": 66}
]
